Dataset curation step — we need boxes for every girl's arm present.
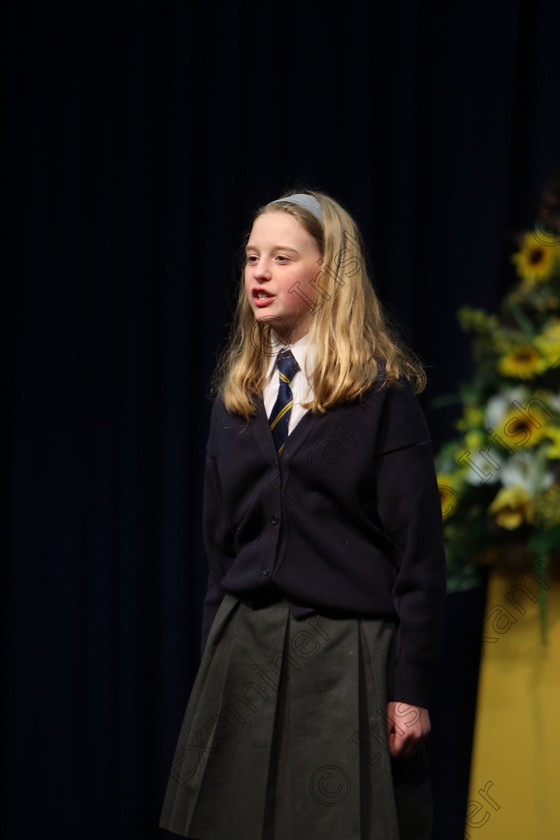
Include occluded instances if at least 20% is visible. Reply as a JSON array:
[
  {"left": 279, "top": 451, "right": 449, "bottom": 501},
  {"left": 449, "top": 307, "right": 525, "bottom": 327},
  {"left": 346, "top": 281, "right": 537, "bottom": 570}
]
[
  {"left": 374, "top": 385, "right": 447, "bottom": 709},
  {"left": 200, "top": 448, "right": 235, "bottom": 652}
]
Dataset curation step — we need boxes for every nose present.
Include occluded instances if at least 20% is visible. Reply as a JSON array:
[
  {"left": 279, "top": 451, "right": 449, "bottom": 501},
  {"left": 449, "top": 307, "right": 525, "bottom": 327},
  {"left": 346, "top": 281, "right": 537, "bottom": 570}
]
[{"left": 253, "top": 258, "right": 272, "bottom": 281}]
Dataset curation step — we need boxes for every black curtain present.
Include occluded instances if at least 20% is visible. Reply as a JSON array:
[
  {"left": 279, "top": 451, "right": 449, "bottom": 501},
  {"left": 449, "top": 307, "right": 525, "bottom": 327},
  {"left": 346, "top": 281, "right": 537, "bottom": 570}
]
[{"left": 5, "top": 1, "right": 560, "bottom": 838}]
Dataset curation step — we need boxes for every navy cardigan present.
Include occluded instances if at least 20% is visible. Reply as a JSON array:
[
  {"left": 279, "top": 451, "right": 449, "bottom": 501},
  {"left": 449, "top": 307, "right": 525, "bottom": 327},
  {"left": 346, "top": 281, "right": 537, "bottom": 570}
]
[{"left": 201, "top": 379, "right": 447, "bottom": 708}]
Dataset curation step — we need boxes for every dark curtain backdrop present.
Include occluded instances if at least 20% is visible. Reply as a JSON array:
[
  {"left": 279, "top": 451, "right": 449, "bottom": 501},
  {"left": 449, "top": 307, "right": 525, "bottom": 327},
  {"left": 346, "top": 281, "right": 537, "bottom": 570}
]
[{"left": 5, "top": 1, "right": 560, "bottom": 838}]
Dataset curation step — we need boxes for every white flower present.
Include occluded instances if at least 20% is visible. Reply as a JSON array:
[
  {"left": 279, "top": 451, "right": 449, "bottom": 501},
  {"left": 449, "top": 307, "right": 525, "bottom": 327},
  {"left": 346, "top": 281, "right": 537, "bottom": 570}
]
[
  {"left": 499, "top": 451, "right": 554, "bottom": 497},
  {"left": 484, "top": 388, "right": 528, "bottom": 430},
  {"left": 461, "top": 448, "right": 505, "bottom": 485}
]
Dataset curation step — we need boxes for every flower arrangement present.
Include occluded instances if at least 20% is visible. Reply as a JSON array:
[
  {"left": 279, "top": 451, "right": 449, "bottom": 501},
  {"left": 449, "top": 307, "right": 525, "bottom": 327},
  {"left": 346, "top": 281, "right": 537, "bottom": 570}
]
[{"left": 434, "top": 179, "right": 560, "bottom": 639}]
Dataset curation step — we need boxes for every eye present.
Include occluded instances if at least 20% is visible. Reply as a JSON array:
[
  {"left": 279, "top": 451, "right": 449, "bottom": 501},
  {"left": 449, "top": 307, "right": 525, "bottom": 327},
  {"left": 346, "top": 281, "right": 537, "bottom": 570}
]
[
  {"left": 276, "top": 255, "right": 289, "bottom": 263},
  {"left": 246, "top": 254, "right": 258, "bottom": 264}
]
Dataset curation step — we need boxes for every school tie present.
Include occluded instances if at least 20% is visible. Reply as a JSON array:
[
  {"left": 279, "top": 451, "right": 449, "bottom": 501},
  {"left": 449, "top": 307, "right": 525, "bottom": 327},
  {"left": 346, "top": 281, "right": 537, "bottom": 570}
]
[{"left": 268, "top": 351, "right": 300, "bottom": 456}]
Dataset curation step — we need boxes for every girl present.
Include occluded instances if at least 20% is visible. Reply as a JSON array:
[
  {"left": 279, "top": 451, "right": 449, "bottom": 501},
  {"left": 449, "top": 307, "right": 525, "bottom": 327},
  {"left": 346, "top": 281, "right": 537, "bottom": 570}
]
[{"left": 160, "top": 190, "right": 446, "bottom": 840}]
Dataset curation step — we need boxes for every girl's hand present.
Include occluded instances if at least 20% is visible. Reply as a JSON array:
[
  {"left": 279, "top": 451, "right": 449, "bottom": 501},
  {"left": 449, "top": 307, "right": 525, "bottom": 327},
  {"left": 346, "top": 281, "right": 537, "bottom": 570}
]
[{"left": 386, "top": 701, "right": 431, "bottom": 759}]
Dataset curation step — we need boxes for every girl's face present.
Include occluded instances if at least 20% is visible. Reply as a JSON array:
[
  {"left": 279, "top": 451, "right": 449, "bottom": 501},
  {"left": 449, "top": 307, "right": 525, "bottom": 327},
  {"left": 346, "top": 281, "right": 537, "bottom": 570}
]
[{"left": 244, "top": 211, "right": 322, "bottom": 344}]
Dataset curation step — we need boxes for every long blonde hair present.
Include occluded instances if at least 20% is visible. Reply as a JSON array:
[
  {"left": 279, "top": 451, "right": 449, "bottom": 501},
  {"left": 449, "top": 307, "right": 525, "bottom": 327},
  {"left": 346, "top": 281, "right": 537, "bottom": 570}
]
[{"left": 213, "top": 189, "right": 426, "bottom": 418}]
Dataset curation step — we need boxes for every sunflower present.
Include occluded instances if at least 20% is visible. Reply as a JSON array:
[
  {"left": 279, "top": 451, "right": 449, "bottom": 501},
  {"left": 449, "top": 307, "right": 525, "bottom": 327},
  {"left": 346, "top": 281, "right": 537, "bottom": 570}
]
[
  {"left": 489, "top": 486, "right": 531, "bottom": 530},
  {"left": 436, "top": 473, "right": 461, "bottom": 521},
  {"left": 497, "top": 344, "right": 547, "bottom": 379},
  {"left": 498, "top": 402, "right": 551, "bottom": 449},
  {"left": 511, "top": 232, "right": 558, "bottom": 286}
]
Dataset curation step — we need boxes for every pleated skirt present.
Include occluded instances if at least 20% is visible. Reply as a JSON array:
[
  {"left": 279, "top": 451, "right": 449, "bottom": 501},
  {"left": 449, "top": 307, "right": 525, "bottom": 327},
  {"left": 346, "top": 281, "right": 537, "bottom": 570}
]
[{"left": 160, "top": 594, "right": 432, "bottom": 840}]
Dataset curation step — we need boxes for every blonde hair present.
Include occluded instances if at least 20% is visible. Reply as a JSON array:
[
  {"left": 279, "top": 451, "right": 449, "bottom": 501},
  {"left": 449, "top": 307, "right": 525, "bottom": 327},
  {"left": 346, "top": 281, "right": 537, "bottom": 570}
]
[{"left": 213, "top": 189, "right": 426, "bottom": 418}]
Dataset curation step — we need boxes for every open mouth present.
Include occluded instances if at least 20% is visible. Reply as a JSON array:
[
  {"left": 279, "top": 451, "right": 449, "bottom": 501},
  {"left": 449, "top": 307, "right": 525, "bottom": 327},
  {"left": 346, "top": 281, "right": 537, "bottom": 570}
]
[{"left": 252, "top": 289, "right": 275, "bottom": 306}]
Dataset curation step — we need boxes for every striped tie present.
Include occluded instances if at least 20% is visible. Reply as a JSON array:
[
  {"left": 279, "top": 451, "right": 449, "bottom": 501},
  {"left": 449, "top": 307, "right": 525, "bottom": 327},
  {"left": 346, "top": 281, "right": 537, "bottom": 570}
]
[{"left": 268, "top": 351, "right": 300, "bottom": 456}]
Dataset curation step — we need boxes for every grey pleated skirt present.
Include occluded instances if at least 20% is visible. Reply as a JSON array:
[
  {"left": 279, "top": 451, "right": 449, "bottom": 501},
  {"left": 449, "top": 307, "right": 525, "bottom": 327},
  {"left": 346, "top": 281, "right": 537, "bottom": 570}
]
[{"left": 160, "top": 594, "right": 432, "bottom": 840}]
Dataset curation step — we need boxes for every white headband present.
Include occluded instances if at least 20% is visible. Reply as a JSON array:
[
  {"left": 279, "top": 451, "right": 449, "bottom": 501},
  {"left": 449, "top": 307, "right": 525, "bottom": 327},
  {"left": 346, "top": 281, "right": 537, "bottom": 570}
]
[{"left": 269, "top": 193, "right": 324, "bottom": 224}]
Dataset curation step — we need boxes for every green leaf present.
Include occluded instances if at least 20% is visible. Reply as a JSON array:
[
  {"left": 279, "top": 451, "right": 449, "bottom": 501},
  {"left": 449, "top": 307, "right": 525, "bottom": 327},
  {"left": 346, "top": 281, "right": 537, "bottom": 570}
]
[{"left": 505, "top": 300, "right": 537, "bottom": 340}]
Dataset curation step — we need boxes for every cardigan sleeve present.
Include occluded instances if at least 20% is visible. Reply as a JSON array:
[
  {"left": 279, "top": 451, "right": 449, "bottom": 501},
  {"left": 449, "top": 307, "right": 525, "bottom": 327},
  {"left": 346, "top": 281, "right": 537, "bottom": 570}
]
[
  {"left": 374, "top": 385, "right": 447, "bottom": 707},
  {"left": 200, "top": 445, "right": 235, "bottom": 653}
]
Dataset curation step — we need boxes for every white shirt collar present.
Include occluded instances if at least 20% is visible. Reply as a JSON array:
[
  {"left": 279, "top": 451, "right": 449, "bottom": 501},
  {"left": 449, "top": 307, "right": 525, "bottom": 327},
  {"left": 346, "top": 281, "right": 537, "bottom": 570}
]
[{"left": 266, "top": 332, "right": 314, "bottom": 382}]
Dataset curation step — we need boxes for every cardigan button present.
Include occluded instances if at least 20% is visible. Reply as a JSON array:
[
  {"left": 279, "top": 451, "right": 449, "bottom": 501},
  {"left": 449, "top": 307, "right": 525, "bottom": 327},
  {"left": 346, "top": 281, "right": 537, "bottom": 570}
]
[
  {"left": 262, "top": 568, "right": 270, "bottom": 576},
  {"left": 271, "top": 515, "right": 279, "bottom": 525}
]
